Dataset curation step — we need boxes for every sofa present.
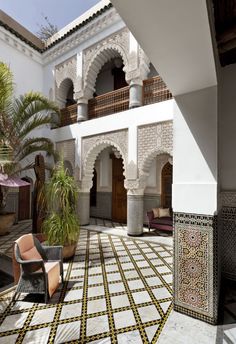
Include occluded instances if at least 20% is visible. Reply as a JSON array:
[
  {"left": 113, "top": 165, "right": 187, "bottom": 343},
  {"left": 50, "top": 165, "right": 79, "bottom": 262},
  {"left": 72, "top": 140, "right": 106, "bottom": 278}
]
[{"left": 146, "top": 209, "right": 173, "bottom": 232}]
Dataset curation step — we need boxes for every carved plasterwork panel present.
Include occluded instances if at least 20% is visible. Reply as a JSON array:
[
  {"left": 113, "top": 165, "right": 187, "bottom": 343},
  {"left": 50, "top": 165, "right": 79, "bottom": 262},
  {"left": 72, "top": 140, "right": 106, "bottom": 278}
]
[
  {"left": 55, "top": 56, "right": 77, "bottom": 89},
  {"left": 56, "top": 139, "right": 75, "bottom": 172},
  {"left": 138, "top": 121, "right": 173, "bottom": 177},
  {"left": 81, "top": 130, "right": 128, "bottom": 192}
]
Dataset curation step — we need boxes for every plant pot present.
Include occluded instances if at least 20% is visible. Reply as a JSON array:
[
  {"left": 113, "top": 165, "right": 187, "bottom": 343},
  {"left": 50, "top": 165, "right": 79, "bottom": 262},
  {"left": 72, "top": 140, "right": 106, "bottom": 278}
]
[
  {"left": 0, "top": 212, "right": 15, "bottom": 235},
  {"left": 63, "top": 242, "right": 77, "bottom": 260}
]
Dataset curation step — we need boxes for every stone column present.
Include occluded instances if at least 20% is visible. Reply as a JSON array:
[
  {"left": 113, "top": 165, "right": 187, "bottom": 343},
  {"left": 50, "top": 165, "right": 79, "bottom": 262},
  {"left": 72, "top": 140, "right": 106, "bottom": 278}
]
[
  {"left": 127, "top": 188, "right": 144, "bottom": 236},
  {"left": 129, "top": 79, "right": 143, "bottom": 108},
  {"left": 77, "top": 192, "right": 90, "bottom": 225},
  {"left": 77, "top": 98, "right": 88, "bottom": 122}
]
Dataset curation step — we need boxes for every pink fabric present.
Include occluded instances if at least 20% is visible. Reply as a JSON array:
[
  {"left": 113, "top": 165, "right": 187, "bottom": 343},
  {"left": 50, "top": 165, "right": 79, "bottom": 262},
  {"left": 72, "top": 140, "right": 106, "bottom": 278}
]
[
  {"left": 0, "top": 174, "right": 30, "bottom": 187},
  {"left": 44, "top": 262, "right": 60, "bottom": 297},
  {"left": 15, "top": 234, "right": 42, "bottom": 261},
  {"left": 21, "top": 247, "right": 42, "bottom": 261}
]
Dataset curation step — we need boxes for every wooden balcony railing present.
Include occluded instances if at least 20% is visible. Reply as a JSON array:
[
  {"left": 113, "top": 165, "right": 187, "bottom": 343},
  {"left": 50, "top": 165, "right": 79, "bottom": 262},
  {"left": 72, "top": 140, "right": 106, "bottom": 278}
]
[
  {"left": 58, "top": 77, "right": 171, "bottom": 126},
  {"left": 143, "top": 76, "right": 172, "bottom": 105},
  {"left": 60, "top": 103, "right": 77, "bottom": 127},
  {"left": 88, "top": 86, "right": 129, "bottom": 120}
]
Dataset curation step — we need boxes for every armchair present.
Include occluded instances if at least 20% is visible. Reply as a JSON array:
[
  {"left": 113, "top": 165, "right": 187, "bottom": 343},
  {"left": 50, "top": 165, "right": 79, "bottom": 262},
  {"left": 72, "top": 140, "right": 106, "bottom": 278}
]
[{"left": 13, "top": 234, "right": 63, "bottom": 303}]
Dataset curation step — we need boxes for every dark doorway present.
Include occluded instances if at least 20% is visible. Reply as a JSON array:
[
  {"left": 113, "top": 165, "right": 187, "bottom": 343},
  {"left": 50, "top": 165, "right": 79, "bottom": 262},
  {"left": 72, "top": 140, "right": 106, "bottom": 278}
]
[
  {"left": 161, "top": 162, "right": 173, "bottom": 208},
  {"left": 90, "top": 169, "right": 97, "bottom": 207},
  {"left": 112, "top": 156, "right": 127, "bottom": 222},
  {"left": 112, "top": 65, "right": 127, "bottom": 90}
]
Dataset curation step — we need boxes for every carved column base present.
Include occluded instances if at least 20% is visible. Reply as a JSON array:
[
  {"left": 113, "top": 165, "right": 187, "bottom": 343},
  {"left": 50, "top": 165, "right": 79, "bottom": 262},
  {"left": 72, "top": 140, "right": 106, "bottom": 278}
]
[
  {"left": 77, "top": 192, "right": 90, "bottom": 225},
  {"left": 174, "top": 212, "right": 219, "bottom": 324},
  {"left": 127, "top": 194, "right": 144, "bottom": 236}
]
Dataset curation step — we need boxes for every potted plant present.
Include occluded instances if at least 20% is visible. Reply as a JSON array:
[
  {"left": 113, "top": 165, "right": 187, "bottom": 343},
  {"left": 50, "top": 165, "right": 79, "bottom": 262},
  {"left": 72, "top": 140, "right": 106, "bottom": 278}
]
[
  {"left": 0, "top": 62, "right": 60, "bottom": 234},
  {"left": 42, "top": 160, "right": 80, "bottom": 259}
]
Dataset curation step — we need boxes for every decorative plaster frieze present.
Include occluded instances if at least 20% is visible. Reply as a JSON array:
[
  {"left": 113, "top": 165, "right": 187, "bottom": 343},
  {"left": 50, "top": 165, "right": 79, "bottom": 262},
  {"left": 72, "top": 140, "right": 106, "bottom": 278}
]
[
  {"left": 55, "top": 55, "right": 77, "bottom": 88},
  {"left": 138, "top": 121, "right": 173, "bottom": 177},
  {"left": 83, "top": 28, "right": 129, "bottom": 95},
  {"left": 42, "top": 8, "right": 122, "bottom": 64},
  {"left": 0, "top": 27, "right": 42, "bottom": 64}
]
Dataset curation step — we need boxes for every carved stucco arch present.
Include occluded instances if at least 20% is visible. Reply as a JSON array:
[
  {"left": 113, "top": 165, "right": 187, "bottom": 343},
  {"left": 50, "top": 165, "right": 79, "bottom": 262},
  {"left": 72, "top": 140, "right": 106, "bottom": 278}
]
[
  {"left": 139, "top": 149, "right": 172, "bottom": 189},
  {"left": 84, "top": 44, "right": 129, "bottom": 98},
  {"left": 82, "top": 139, "right": 127, "bottom": 192},
  {"left": 57, "top": 77, "right": 74, "bottom": 104}
]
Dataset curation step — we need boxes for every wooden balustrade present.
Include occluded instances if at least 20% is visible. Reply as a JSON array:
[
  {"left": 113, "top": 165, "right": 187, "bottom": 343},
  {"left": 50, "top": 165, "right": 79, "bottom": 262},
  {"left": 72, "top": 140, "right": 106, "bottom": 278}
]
[
  {"left": 60, "top": 103, "right": 77, "bottom": 127},
  {"left": 58, "top": 76, "right": 171, "bottom": 126},
  {"left": 143, "top": 76, "right": 172, "bottom": 105},
  {"left": 88, "top": 86, "right": 129, "bottom": 120}
]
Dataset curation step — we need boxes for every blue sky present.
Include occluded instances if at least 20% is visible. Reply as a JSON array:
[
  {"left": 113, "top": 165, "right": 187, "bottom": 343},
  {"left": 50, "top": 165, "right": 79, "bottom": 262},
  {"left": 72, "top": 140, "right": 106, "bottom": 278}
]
[{"left": 0, "top": 0, "right": 100, "bottom": 34}]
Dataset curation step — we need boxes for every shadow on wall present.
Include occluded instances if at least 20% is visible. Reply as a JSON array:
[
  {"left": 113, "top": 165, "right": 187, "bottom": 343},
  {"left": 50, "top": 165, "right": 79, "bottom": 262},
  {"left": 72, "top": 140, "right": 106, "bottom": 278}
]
[{"left": 174, "top": 86, "right": 217, "bottom": 184}]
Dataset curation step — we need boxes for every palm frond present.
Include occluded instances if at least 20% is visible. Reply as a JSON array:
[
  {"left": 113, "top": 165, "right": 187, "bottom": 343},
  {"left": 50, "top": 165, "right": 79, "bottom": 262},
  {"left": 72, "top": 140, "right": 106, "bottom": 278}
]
[
  {"left": 17, "top": 142, "right": 56, "bottom": 162},
  {"left": 0, "top": 63, "right": 14, "bottom": 115}
]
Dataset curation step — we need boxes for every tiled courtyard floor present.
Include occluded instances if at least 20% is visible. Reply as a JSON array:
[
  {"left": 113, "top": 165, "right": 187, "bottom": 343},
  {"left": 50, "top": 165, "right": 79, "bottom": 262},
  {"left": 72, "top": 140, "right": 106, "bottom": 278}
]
[{"left": 0, "top": 223, "right": 173, "bottom": 343}]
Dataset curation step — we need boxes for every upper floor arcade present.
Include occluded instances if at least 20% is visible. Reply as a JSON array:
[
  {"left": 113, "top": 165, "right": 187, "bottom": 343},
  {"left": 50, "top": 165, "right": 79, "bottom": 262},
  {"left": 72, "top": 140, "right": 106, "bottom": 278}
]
[{"left": 52, "top": 27, "right": 172, "bottom": 127}]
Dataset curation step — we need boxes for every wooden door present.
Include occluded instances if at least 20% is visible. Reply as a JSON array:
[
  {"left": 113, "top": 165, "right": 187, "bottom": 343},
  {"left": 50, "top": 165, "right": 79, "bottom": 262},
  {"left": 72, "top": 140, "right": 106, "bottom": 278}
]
[
  {"left": 18, "top": 179, "right": 30, "bottom": 220},
  {"left": 112, "top": 157, "right": 127, "bottom": 222},
  {"left": 161, "top": 162, "right": 173, "bottom": 208}
]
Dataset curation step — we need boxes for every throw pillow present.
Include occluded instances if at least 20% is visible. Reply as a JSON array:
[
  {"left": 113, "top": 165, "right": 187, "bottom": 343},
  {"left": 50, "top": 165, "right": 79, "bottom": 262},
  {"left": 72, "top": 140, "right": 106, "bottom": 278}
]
[
  {"left": 152, "top": 208, "right": 160, "bottom": 218},
  {"left": 159, "top": 208, "right": 170, "bottom": 218}
]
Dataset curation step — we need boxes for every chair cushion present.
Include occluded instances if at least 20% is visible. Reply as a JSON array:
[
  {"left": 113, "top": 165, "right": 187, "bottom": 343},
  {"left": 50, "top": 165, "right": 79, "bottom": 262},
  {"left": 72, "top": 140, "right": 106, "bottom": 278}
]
[
  {"left": 16, "top": 234, "right": 42, "bottom": 261},
  {"left": 159, "top": 208, "right": 170, "bottom": 218},
  {"left": 44, "top": 262, "right": 60, "bottom": 297},
  {"left": 152, "top": 208, "right": 160, "bottom": 218},
  {"left": 21, "top": 246, "right": 42, "bottom": 261}
]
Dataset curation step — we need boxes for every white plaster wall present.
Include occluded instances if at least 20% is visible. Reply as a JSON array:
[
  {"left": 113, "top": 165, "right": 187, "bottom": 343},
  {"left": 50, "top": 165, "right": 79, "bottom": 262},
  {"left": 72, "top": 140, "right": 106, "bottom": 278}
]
[
  {"left": 0, "top": 29, "right": 43, "bottom": 95},
  {"left": 219, "top": 64, "right": 236, "bottom": 190},
  {"left": 173, "top": 86, "right": 218, "bottom": 215},
  {"left": 97, "top": 148, "right": 112, "bottom": 192}
]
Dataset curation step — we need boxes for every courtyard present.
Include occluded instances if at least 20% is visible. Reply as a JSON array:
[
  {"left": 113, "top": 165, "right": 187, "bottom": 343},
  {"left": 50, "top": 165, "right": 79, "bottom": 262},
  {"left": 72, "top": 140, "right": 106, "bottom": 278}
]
[{"left": 0, "top": 221, "right": 173, "bottom": 343}]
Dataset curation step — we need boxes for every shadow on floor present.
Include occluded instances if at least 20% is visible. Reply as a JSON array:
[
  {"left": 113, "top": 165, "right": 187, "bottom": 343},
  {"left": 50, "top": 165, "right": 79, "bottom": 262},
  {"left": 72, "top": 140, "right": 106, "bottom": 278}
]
[{"left": 215, "top": 278, "right": 236, "bottom": 344}]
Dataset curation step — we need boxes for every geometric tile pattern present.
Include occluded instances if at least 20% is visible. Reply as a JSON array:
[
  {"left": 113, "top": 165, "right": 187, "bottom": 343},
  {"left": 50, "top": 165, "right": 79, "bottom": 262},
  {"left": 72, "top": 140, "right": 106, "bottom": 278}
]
[
  {"left": 174, "top": 212, "right": 218, "bottom": 325},
  {"left": 0, "top": 220, "right": 31, "bottom": 258},
  {"left": 0, "top": 228, "right": 173, "bottom": 343},
  {"left": 221, "top": 206, "right": 236, "bottom": 280}
]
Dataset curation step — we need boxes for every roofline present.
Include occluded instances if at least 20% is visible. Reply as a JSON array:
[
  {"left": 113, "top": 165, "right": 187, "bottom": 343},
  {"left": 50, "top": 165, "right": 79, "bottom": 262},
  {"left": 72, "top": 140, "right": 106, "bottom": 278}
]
[
  {"left": 0, "top": 10, "right": 44, "bottom": 51},
  {"left": 0, "top": 3, "right": 113, "bottom": 54}
]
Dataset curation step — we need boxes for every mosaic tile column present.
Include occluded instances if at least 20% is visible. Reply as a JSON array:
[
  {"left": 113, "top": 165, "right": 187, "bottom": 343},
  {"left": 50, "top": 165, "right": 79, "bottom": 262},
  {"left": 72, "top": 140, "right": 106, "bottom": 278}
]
[
  {"left": 174, "top": 212, "right": 218, "bottom": 324},
  {"left": 127, "top": 193, "right": 144, "bottom": 236},
  {"left": 78, "top": 192, "right": 90, "bottom": 225}
]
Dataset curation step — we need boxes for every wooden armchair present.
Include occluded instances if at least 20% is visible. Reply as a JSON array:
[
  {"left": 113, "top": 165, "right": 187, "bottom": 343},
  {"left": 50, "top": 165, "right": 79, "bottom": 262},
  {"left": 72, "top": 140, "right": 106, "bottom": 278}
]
[{"left": 13, "top": 234, "right": 63, "bottom": 303}]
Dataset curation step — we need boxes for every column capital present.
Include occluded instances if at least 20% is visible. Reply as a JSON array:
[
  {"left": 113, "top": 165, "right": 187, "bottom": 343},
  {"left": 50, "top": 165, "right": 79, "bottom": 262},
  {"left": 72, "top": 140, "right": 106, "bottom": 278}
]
[{"left": 124, "top": 179, "right": 145, "bottom": 195}]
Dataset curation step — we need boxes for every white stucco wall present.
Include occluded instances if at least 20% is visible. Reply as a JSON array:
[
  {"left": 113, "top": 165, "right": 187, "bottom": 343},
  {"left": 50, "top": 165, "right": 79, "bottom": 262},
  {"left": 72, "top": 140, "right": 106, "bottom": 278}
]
[
  {"left": 0, "top": 28, "right": 43, "bottom": 95},
  {"left": 173, "top": 86, "right": 218, "bottom": 215}
]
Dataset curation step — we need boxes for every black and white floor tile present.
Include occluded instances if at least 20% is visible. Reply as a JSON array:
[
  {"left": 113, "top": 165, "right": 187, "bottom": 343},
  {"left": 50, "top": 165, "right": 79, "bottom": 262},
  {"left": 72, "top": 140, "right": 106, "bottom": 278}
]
[{"left": 0, "top": 227, "right": 173, "bottom": 343}]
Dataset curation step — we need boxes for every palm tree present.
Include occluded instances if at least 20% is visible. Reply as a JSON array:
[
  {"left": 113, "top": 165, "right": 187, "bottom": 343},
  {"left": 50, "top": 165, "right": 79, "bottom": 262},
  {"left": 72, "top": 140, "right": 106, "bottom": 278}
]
[{"left": 0, "top": 62, "right": 60, "bottom": 212}]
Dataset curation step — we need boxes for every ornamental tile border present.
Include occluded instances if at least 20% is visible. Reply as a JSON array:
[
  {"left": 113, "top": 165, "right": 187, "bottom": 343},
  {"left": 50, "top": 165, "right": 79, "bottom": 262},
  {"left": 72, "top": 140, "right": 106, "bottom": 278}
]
[{"left": 173, "top": 212, "right": 218, "bottom": 324}]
